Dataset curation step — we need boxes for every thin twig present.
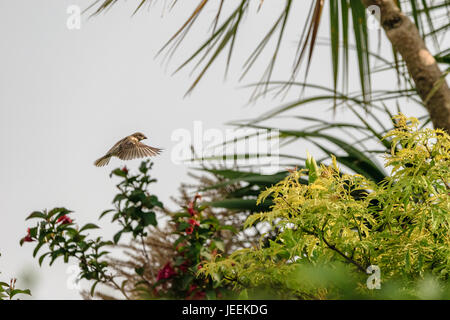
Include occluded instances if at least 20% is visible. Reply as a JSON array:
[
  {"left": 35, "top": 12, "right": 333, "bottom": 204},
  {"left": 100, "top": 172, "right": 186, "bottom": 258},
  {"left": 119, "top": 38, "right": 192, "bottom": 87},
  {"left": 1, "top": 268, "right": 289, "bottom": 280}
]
[
  {"left": 110, "top": 278, "right": 130, "bottom": 300},
  {"left": 321, "top": 234, "right": 366, "bottom": 273},
  {"left": 140, "top": 235, "right": 155, "bottom": 279}
]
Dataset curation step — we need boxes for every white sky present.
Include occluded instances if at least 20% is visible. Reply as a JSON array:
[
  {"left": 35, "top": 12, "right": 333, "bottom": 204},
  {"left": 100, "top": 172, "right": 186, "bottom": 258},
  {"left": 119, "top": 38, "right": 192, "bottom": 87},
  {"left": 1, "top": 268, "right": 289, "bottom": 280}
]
[{"left": 0, "top": 0, "right": 440, "bottom": 299}]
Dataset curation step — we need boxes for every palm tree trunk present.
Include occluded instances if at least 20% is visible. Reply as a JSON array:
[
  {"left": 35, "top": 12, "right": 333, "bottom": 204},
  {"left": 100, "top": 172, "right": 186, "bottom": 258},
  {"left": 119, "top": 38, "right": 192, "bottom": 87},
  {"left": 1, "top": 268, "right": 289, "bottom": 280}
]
[{"left": 362, "top": 0, "right": 450, "bottom": 133}]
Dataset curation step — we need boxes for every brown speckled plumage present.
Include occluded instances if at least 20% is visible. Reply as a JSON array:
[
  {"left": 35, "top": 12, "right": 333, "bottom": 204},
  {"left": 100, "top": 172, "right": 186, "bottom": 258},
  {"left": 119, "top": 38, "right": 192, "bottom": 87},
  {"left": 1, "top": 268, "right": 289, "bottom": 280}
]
[{"left": 94, "top": 132, "right": 162, "bottom": 167}]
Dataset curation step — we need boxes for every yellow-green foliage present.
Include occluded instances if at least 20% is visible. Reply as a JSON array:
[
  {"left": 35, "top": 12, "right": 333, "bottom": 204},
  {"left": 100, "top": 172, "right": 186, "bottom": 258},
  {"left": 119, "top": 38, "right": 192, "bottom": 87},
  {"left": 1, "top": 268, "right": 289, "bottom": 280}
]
[{"left": 199, "top": 114, "right": 449, "bottom": 298}]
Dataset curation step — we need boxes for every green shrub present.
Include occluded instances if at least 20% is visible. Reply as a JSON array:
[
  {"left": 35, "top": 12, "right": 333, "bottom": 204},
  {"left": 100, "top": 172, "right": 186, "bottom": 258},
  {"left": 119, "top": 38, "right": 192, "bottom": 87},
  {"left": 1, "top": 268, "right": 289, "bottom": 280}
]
[{"left": 200, "top": 114, "right": 450, "bottom": 299}]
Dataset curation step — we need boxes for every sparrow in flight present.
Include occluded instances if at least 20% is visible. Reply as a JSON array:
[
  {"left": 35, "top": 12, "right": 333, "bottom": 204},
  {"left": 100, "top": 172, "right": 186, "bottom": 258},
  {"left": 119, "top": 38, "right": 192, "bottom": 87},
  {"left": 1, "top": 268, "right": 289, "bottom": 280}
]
[{"left": 94, "top": 132, "right": 162, "bottom": 167}]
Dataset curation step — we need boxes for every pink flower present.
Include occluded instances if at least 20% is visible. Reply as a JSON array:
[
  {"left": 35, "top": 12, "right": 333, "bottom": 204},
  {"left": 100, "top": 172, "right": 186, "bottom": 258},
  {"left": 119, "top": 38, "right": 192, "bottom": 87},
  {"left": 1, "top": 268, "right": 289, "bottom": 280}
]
[
  {"left": 186, "top": 285, "right": 205, "bottom": 300},
  {"left": 22, "top": 228, "right": 34, "bottom": 242},
  {"left": 186, "top": 284, "right": 206, "bottom": 300},
  {"left": 187, "top": 194, "right": 202, "bottom": 216},
  {"left": 187, "top": 202, "right": 197, "bottom": 216},
  {"left": 56, "top": 215, "right": 72, "bottom": 225},
  {"left": 156, "top": 262, "right": 176, "bottom": 281},
  {"left": 179, "top": 260, "right": 190, "bottom": 273},
  {"left": 188, "top": 219, "right": 200, "bottom": 227},
  {"left": 197, "top": 265, "right": 203, "bottom": 270},
  {"left": 187, "top": 284, "right": 198, "bottom": 295}
]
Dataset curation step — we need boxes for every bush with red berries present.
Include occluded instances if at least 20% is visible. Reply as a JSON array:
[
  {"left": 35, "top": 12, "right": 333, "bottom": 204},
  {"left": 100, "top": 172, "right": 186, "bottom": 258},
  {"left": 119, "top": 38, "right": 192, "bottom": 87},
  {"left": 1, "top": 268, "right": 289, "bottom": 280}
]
[
  {"left": 21, "top": 161, "right": 164, "bottom": 298},
  {"left": 20, "top": 207, "right": 117, "bottom": 296},
  {"left": 151, "top": 194, "right": 235, "bottom": 299},
  {"left": 20, "top": 160, "right": 235, "bottom": 299}
]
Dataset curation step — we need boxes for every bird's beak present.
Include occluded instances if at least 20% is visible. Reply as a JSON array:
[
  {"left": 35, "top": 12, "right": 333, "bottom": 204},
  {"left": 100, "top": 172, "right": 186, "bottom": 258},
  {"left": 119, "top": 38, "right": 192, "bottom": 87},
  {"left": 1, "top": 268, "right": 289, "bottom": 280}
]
[{"left": 143, "top": 136, "right": 148, "bottom": 140}]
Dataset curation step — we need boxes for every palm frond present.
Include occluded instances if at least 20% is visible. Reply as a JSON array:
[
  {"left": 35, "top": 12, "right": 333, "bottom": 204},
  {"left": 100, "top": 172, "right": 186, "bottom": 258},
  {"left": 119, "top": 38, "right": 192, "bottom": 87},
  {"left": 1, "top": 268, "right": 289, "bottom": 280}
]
[{"left": 87, "top": 0, "right": 449, "bottom": 102}]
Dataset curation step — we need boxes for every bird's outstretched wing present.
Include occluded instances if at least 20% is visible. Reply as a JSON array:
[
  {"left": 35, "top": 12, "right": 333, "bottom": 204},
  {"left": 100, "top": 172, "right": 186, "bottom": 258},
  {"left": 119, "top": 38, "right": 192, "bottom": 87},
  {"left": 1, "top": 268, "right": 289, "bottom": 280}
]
[
  {"left": 116, "top": 140, "right": 162, "bottom": 160},
  {"left": 105, "top": 137, "right": 127, "bottom": 155}
]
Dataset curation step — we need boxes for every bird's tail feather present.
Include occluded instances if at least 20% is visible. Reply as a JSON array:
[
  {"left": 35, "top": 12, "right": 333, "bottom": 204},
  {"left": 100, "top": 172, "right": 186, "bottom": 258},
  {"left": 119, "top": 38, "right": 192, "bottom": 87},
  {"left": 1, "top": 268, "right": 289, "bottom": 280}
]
[{"left": 94, "top": 155, "right": 111, "bottom": 167}]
